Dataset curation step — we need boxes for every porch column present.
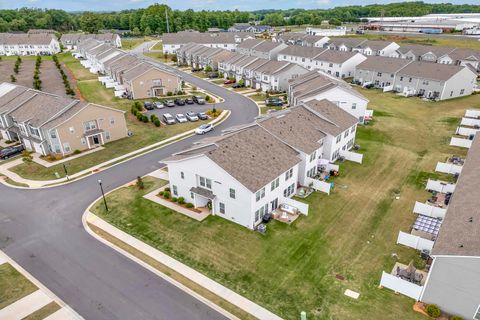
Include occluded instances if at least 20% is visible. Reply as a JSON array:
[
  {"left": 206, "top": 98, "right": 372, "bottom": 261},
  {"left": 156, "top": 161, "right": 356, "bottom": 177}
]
[
  {"left": 99, "top": 133, "right": 105, "bottom": 145},
  {"left": 86, "top": 136, "right": 91, "bottom": 149}
]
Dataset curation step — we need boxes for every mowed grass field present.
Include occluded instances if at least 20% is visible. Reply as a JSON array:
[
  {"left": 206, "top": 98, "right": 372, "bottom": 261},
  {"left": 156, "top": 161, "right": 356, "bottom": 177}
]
[
  {"left": 92, "top": 88, "right": 479, "bottom": 319},
  {"left": 10, "top": 54, "right": 206, "bottom": 181}
]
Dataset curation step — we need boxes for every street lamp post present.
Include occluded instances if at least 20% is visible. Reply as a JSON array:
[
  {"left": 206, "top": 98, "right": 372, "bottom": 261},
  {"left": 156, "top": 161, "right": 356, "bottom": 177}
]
[{"left": 98, "top": 179, "right": 108, "bottom": 212}]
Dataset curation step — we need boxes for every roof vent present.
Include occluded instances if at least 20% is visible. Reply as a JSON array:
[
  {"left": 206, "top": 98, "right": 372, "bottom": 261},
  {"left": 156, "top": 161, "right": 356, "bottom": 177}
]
[{"left": 469, "top": 217, "right": 473, "bottom": 222}]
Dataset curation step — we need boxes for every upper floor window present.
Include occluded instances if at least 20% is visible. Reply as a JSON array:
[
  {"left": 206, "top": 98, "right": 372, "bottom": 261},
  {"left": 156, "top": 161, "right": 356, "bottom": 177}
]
[
  {"left": 181, "top": 172, "right": 184, "bottom": 179},
  {"left": 84, "top": 120, "right": 97, "bottom": 131},
  {"left": 229, "top": 188, "right": 236, "bottom": 199},
  {"left": 309, "top": 151, "right": 317, "bottom": 162},
  {"left": 336, "top": 135, "right": 341, "bottom": 143},
  {"left": 285, "top": 168, "right": 293, "bottom": 181},
  {"left": 255, "top": 187, "right": 265, "bottom": 202},
  {"left": 109, "top": 117, "right": 115, "bottom": 125},
  {"left": 271, "top": 177, "right": 279, "bottom": 191},
  {"left": 199, "top": 176, "right": 212, "bottom": 189},
  {"left": 352, "top": 103, "right": 357, "bottom": 110}
]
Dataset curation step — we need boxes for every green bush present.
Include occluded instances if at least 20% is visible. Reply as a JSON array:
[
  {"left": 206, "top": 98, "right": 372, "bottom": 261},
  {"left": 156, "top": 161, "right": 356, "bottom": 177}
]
[
  {"left": 425, "top": 304, "right": 441, "bottom": 318},
  {"left": 10, "top": 75, "right": 16, "bottom": 82},
  {"left": 450, "top": 316, "right": 463, "bottom": 320},
  {"left": 150, "top": 114, "right": 157, "bottom": 122},
  {"left": 136, "top": 113, "right": 143, "bottom": 121},
  {"left": 158, "top": 191, "right": 164, "bottom": 196},
  {"left": 154, "top": 119, "right": 161, "bottom": 127},
  {"left": 205, "top": 95, "right": 211, "bottom": 102},
  {"left": 164, "top": 187, "right": 171, "bottom": 192},
  {"left": 163, "top": 191, "right": 171, "bottom": 199},
  {"left": 73, "top": 149, "right": 81, "bottom": 155},
  {"left": 134, "top": 101, "right": 143, "bottom": 111},
  {"left": 136, "top": 176, "right": 145, "bottom": 189},
  {"left": 185, "top": 203, "right": 194, "bottom": 208},
  {"left": 142, "top": 115, "right": 149, "bottom": 123},
  {"left": 166, "top": 91, "right": 173, "bottom": 96},
  {"left": 178, "top": 197, "right": 185, "bottom": 204},
  {"left": 172, "top": 197, "right": 178, "bottom": 202}
]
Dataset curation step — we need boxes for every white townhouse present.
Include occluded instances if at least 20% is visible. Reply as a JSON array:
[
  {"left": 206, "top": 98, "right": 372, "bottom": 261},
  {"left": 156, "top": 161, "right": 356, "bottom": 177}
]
[
  {"left": 392, "top": 61, "right": 477, "bottom": 100},
  {"left": 352, "top": 40, "right": 399, "bottom": 57},
  {"left": 164, "top": 124, "right": 302, "bottom": 230},
  {"left": 326, "top": 38, "right": 367, "bottom": 52},
  {"left": 273, "top": 32, "right": 330, "bottom": 48},
  {"left": 289, "top": 71, "right": 369, "bottom": 123},
  {"left": 235, "top": 39, "right": 288, "bottom": 60},
  {"left": 390, "top": 44, "right": 456, "bottom": 62},
  {"left": 437, "top": 47, "right": 480, "bottom": 71},
  {"left": 218, "top": 53, "right": 250, "bottom": 78},
  {"left": 162, "top": 31, "right": 254, "bottom": 54},
  {"left": 247, "top": 60, "right": 309, "bottom": 92},
  {"left": 278, "top": 45, "right": 366, "bottom": 78},
  {"left": 0, "top": 33, "right": 60, "bottom": 56},
  {"left": 60, "top": 33, "right": 121, "bottom": 50},
  {"left": 354, "top": 56, "right": 414, "bottom": 88}
]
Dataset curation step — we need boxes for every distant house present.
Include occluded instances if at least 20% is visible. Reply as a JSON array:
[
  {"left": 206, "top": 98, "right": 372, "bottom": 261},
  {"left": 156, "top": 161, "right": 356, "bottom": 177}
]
[
  {"left": 273, "top": 32, "right": 329, "bottom": 48},
  {"left": 289, "top": 71, "right": 369, "bottom": 123},
  {"left": 437, "top": 47, "right": 480, "bottom": 71},
  {"left": 354, "top": 56, "right": 413, "bottom": 88},
  {"left": 326, "top": 38, "right": 368, "bottom": 52},
  {"left": 235, "top": 39, "right": 288, "bottom": 60},
  {"left": 0, "top": 82, "right": 128, "bottom": 156},
  {"left": 60, "top": 33, "right": 122, "bottom": 50},
  {"left": 27, "top": 29, "right": 56, "bottom": 35},
  {"left": 390, "top": 44, "right": 456, "bottom": 62},
  {"left": 305, "top": 27, "right": 347, "bottom": 37},
  {"left": 0, "top": 33, "right": 60, "bottom": 56},
  {"left": 352, "top": 40, "right": 399, "bottom": 56},
  {"left": 228, "top": 23, "right": 272, "bottom": 34},
  {"left": 162, "top": 31, "right": 254, "bottom": 54}
]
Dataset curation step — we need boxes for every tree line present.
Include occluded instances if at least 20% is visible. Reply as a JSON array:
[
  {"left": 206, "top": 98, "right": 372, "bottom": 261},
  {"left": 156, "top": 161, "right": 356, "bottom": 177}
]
[{"left": 0, "top": 2, "right": 479, "bottom": 34}]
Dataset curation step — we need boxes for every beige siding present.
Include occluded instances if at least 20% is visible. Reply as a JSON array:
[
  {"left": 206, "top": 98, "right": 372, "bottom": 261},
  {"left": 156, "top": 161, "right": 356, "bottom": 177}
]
[
  {"left": 54, "top": 105, "right": 127, "bottom": 154},
  {"left": 128, "top": 69, "right": 180, "bottom": 99}
]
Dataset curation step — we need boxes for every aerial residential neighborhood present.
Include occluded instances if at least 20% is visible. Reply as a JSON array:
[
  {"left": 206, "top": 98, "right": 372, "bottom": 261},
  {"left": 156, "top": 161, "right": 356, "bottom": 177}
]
[{"left": 0, "top": 1, "right": 480, "bottom": 320}]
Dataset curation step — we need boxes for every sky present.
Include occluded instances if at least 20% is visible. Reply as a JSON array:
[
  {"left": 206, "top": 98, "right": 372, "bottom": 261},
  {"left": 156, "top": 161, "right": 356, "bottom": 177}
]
[{"left": 0, "top": 0, "right": 478, "bottom": 12}]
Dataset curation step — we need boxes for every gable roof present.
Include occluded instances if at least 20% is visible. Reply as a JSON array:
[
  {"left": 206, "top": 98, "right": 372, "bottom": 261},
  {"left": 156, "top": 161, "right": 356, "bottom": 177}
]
[
  {"left": 356, "top": 56, "right": 413, "bottom": 73},
  {"left": 314, "top": 49, "right": 362, "bottom": 64},
  {"left": 396, "top": 44, "right": 456, "bottom": 57},
  {"left": 278, "top": 45, "right": 326, "bottom": 59},
  {"left": 302, "top": 99, "right": 358, "bottom": 136},
  {"left": 397, "top": 61, "right": 470, "bottom": 81}
]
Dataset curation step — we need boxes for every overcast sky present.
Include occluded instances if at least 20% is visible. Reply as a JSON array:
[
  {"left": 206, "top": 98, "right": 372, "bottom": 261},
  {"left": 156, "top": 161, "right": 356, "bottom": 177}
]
[{"left": 1, "top": 0, "right": 478, "bottom": 12}]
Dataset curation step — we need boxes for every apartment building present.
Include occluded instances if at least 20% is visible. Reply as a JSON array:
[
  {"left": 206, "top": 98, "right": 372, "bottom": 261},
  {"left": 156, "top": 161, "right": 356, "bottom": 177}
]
[
  {"left": 162, "top": 31, "right": 254, "bottom": 54},
  {"left": 235, "top": 39, "right": 288, "bottom": 60},
  {"left": 0, "top": 33, "right": 60, "bottom": 56},
  {"left": 273, "top": 32, "right": 330, "bottom": 48},
  {"left": 60, "top": 33, "right": 121, "bottom": 50}
]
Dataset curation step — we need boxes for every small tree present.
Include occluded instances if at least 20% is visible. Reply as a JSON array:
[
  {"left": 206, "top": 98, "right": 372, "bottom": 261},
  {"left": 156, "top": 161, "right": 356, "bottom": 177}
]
[
  {"left": 10, "top": 75, "right": 16, "bottom": 82},
  {"left": 136, "top": 176, "right": 145, "bottom": 189},
  {"left": 450, "top": 316, "right": 463, "bottom": 320},
  {"left": 142, "top": 115, "right": 149, "bottom": 123},
  {"left": 205, "top": 95, "right": 211, "bottom": 102},
  {"left": 204, "top": 65, "right": 212, "bottom": 72},
  {"left": 425, "top": 304, "right": 441, "bottom": 318},
  {"left": 154, "top": 119, "right": 161, "bottom": 127},
  {"left": 21, "top": 151, "right": 33, "bottom": 163}
]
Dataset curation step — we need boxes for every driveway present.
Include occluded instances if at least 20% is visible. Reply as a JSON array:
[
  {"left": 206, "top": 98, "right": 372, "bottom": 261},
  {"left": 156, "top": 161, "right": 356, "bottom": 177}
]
[{"left": 0, "top": 45, "right": 259, "bottom": 320}]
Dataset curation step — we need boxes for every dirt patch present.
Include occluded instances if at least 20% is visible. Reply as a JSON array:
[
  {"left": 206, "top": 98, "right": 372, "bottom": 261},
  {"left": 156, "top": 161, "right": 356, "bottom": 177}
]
[
  {"left": 0, "top": 60, "right": 35, "bottom": 87},
  {"left": 40, "top": 60, "right": 76, "bottom": 97}
]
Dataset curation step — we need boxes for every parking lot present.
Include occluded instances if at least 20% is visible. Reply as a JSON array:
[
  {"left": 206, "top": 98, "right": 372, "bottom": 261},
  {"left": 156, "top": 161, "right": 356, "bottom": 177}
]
[
  {"left": 143, "top": 100, "right": 212, "bottom": 126},
  {"left": 0, "top": 58, "right": 76, "bottom": 97}
]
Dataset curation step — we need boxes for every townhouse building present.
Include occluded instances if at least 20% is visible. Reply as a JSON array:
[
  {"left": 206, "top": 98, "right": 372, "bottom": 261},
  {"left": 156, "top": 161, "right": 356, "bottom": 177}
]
[
  {"left": 162, "top": 31, "right": 254, "bottom": 54},
  {"left": 228, "top": 23, "right": 272, "bottom": 34},
  {"left": 246, "top": 60, "right": 308, "bottom": 92},
  {"left": 351, "top": 40, "right": 399, "bottom": 56},
  {"left": 437, "top": 47, "right": 480, "bottom": 71},
  {"left": 289, "top": 71, "right": 369, "bottom": 123},
  {"left": 0, "top": 83, "right": 127, "bottom": 156},
  {"left": 390, "top": 44, "right": 456, "bottom": 62},
  {"left": 60, "top": 33, "right": 121, "bottom": 50},
  {"left": 164, "top": 98, "right": 358, "bottom": 230},
  {"left": 219, "top": 53, "right": 258, "bottom": 79},
  {"left": 354, "top": 56, "right": 414, "bottom": 88},
  {"left": 326, "top": 38, "right": 368, "bottom": 52},
  {"left": 0, "top": 33, "right": 60, "bottom": 56},
  {"left": 235, "top": 39, "right": 288, "bottom": 60},
  {"left": 273, "top": 32, "right": 330, "bottom": 48}
]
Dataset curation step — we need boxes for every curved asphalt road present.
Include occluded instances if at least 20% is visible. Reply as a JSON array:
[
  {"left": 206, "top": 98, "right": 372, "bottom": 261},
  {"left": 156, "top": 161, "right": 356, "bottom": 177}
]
[{"left": 0, "top": 44, "right": 259, "bottom": 320}]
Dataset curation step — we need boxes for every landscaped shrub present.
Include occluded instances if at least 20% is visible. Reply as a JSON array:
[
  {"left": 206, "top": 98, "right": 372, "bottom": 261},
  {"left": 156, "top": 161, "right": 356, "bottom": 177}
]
[
  {"left": 204, "top": 65, "right": 212, "bottom": 72},
  {"left": 425, "top": 304, "right": 441, "bottom": 318},
  {"left": 166, "top": 91, "right": 173, "bottom": 96},
  {"left": 205, "top": 95, "right": 211, "bottom": 102},
  {"left": 134, "top": 101, "right": 143, "bottom": 111},
  {"left": 185, "top": 203, "right": 194, "bottom": 208},
  {"left": 164, "top": 187, "right": 170, "bottom": 192},
  {"left": 136, "top": 176, "right": 145, "bottom": 189},
  {"left": 153, "top": 119, "right": 161, "bottom": 127},
  {"left": 450, "top": 316, "right": 463, "bottom": 320},
  {"left": 176, "top": 90, "right": 184, "bottom": 95},
  {"left": 142, "top": 115, "right": 149, "bottom": 123},
  {"left": 163, "top": 191, "right": 170, "bottom": 199},
  {"left": 171, "top": 197, "right": 178, "bottom": 202},
  {"left": 150, "top": 114, "right": 157, "bottom": 122},
  {"left": 73, "top": 149, "right": 81, "bottom": 155},
  {"left": 178, "top": 197, "right": 185, "bottom": 204},
  {"left": 191, "top": 85, "right": 197, "bottom": 91},
  {"left": 21, "top": 151, "right": 33, "bottom": 163},
  {"left": 158, "top": 191, "right": 164, "bottom": 196},
  {"left": 136, "top": 113, "right": 143, "bottom": 121}
]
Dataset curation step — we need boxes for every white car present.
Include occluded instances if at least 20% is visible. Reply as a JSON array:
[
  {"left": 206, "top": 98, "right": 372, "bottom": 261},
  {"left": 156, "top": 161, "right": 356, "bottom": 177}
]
[
  {"left": 195, "top": 123, "right": 214, "bottom": 135},
  {"left": 186, "top": 112, "right": 199, "bottom": 121},
  {"left": 176, "top": 113, "right": 188, "bottom": 123}
]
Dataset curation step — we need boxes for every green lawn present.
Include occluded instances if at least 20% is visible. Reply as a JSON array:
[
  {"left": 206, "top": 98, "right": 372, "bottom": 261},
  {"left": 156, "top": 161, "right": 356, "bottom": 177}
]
[
  {"left": 9, "top": 55, "right": 207, "bottom": 181},
  {"left": 249, "top": 93, "right": 266, "bottom": 101},
  {"left": 91, "top": 90, "right": 479, "bottom": 319},
  {"left": 152, "top": 41, "right": 163, "bottom": 51},
  {"left": 22, "top": 302, "right": 61, "bottom": 320},
  {"left": 121, "top": 38, "right": 150, "bottom": 50},
  {"left": 0, "top": 263, "right": 38, "bottom": 309},
  {"left": 144, "top": 52, "right": 174, "bottom": 63}
]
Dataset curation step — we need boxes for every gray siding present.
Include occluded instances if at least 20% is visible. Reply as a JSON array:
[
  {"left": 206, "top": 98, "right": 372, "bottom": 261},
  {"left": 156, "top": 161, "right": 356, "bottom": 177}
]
[{"left": 422, "top": 256, "right": 480, "bottom": 319}]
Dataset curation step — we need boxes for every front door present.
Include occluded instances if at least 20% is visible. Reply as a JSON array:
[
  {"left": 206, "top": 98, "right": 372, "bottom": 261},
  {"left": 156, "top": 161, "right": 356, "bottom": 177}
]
[
  {"left": 93, "top": 135, "right": 100, "bottom": 145},
  {"left": 271, "top": 198, "right": 278, "bottom": 211}
]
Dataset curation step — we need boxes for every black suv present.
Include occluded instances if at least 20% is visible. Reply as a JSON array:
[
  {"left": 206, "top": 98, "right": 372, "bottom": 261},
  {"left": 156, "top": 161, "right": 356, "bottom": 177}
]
[
  {"left": 174, "top": 98, "right": 185, "bottom": 106},
  {"left": 0, "top": 144, "right": 24, "bottom": 160},
  {"left": 143, "top": 101, "right": 154, "bottom": 110}
]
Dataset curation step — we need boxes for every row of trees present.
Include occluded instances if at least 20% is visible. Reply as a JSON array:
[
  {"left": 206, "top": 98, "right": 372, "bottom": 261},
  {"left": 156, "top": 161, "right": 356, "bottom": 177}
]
[{"left": 0, "top": 2, "right": 480, "bottom": 33}]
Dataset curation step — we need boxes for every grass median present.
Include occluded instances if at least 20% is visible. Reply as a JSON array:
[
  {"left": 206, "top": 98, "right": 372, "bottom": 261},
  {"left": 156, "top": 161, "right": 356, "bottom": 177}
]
[{"left": 89, "top": 89, "right": 480, "bottom": 319}]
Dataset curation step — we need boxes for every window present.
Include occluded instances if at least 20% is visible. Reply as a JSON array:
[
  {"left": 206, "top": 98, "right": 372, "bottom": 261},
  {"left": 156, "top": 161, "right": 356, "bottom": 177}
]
[
  {"left": 336, "top": 135, "right": 341, "bottom": 143},
  {"left": 50, "top": 130, "right": 57, "bottom": 139},
  {"left": 63, "top": 142, "right": 71, "bottom": 153},
  {"left": 256, "top": 187, "right": 265, "bottom": 202},
  {"left": 105, "top": 131, "right": 111, "bottom": 140},
  {"left": 255, "top": 209, "right": 260, "bottom": 222},
  {"left": 351, "top": 125, "right": 356, "bottom": 133},
  {"left": 285, "top": 168, "right": 293, "bottom": 181},
  {"left": 283, "top": 183, "right": 295, "bottom": 197},
  {"left": 400, "top": 76, "right": 404, "bottom": 81},
  {"left": 450, "top": 91, "right": 453, "bottom": 97},
  {"left": 84, "top": 120, "right": 97, "bottom": 131},
  {"left": 408, "top": 78, "right": 412, "bottom": 83},
  {"left": 69, "top": 127, "right": 75, "bottom": 133},
  {"left": 81, "top": 138, "right": 86, "bottom": 145},
  {"left": 271, "top": 177, "right": 279, "bottom": 191},
  {"left": 229, "top": 188, "right": 235, "bottom": 199},
  {"left": 460, "top": 89, "right": 465, "bottom": 95},
  {"left": 377, "top": 72, "right": 382, "bottom": 77},
  {"left": 29, "top": 126, "right": 40, "bottom": 137},
  {"left": 172, "top": 185, "right": 178, "bottom": 196},
  {"left": 352, "top": 103, "right": 357, "bottom": 110},
  {"left": 344, "top": 130, "right": 349, "bottom": 138},
  {"left": 181, "top": 172, "right": 184, "bottom": 179},
  {"left": 199, "top": 176, "right": 212, "bottom": 189},
  {"left": 54, "top": 144, "right": 61, "bottom": 153},
  {"left": 109, "top": 117, "right": 115, "bottom": 125},
  {"left": 219, "top": 202, "right": 225, "bottom": 214},
  {"left": 190, "top": 192, "right": 194, "bottom": 199},
  {"left": 309, "top": 151, "right": 317, "bottom": 162}
]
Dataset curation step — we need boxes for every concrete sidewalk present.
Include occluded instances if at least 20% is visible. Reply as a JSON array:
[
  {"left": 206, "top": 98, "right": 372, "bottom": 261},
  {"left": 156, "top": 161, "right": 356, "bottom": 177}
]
[
  {"left": 85, "top": 212, "right": 283, "bottom": 320},
  {"left": 0, "top": 290, "right": 52, "bottom": 319},
  {"left": 0, "top": 111, "right": 230, "bottom": 189}
]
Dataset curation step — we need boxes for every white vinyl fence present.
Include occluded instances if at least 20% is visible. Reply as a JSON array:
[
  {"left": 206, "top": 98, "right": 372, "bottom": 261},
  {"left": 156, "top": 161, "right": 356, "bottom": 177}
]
[
  {"left": 435, "top": 162, "right": 463, "bottom": 175},
  {"left": 283, "top": 198, "right": 309, "bottom": 216},
  {"left": 460, "top": 117, "right": 480, "bottom": 127},
  {"left": 426, "top": 179, "right": 456, "bottom": 193},
  {"left": 340, "top": 150, "right": 363, "bottom": 164},
  {"left": 465, "top": 110, "right": 480, "bottom": 119},
  {"left": 413, "top": 201, "right": 447, "bottom": 219},
  {"left": 450, "top": 137, "right": 472, "bottom": 149},
  {"left": 380, "top": 272, "right": 423, "bottom": 300},
  {"left": 397, "top": 231, "right": 434, "bottom": 251},
  {"left": 456, "top": 126, "right": 478, "bottom": 137},
  {"left": 305, "top": 177, "right": 331, "bottom": 195}
]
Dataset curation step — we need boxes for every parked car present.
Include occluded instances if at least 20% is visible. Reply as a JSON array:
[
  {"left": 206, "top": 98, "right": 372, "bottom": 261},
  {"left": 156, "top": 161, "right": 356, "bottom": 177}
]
[
  {"left": 232, "top": 82, "right": 245, "bottom": 88},
  {"left": 163, "top": 100, "right": 175, "bottom": 108},
  {"left": 193, "top": 96, "right": 205, "bottom": 105},
  {"left": 224, "top": 79, "right": 236, "bottom": 85},
  {"left": 143, "top": 101, "right": 154, "bottom": 110},
  {"left": 162, "top": 113, "right": 176, "bottom": 125},
  {"left": 174, "top": 98, "right": 185, "bottom": 106},
  {"left": 207, "top": 72, "right": 218, "bottom": 78},
  {"left": 154, "top": 101, "right": 164, "bottom": 109},
  {"left": 195, "top": 123, "right": 214, "bottom": 135},
  {"left": 186, "top": 112, "right": 199, "bottom": 121},
  {"left": 185, "top": 97, "right": 194, "bottom": 104},
  {"left": 265, "top": 98, "right": 283, "bottom": 107},
  {"left": 0, "top": 144, "right": 24, "bottom": 160},
  {"left": 197, "top": 112, "right": 208, "bottom": 120},
  {"left": 176, "top": 113, "right": 188, "bottom": 123}
]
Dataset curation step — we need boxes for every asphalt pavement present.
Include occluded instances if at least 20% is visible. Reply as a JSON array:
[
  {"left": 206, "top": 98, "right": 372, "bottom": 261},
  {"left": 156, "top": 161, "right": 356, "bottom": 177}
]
[{"left": 0, "top": 43, "right": 259, "bottom": 320}]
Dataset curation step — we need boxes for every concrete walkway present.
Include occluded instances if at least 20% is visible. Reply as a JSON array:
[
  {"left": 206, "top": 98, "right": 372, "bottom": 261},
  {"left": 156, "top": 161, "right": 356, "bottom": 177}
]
[
  {"left": 147, "top": 168, "right": 169, "bottom": 180},
  {"left": 85, "top": 212, "right": 283, "bottom": 320},
  {"left": 44, "top": 307, "right": 79, "bottom": 320},
  {"left": 0, "top": 290, "right": 52, "bottom": 319},
  {"left": 0, "top": 111, "right": 230, "bottom": 188},
  {"left": 143, "top": 185, "right": 210, "bottom": 222}
]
